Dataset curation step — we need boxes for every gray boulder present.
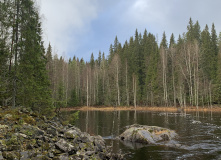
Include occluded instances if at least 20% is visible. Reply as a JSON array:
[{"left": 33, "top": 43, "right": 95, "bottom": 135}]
[
  {"left": 119, "top": 124, "right": 177, "bottom": 145},
  {"left": 55, "top": 139, "right": 75, "bottom": 154},
  {"left": 64, "top": 127, "right": 81, "bottom": 139}
]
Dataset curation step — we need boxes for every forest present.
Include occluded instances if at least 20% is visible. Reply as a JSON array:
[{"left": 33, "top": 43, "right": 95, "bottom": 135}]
[{"left": 1, "top": 0, "right": 221, "bottom": 115}]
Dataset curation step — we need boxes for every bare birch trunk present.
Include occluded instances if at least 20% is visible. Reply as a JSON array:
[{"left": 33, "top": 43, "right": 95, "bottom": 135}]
[
  {"left": 209, "top": 81, "right": 212, "bottom": 108},
  {"left": 171, "top": 48, "right": 176, "bottom": 107},
  {"left": 133, "top": 74, "right": 136, "bottom": 108},
  {"left": 87, "top": 71, "right": 89, "bottom": 107},
  {"left": 126, "top": 62, "right": 129, "bottom": 106},
  {"left": 66, "top": 63, "right": 69, "bottom": 106},
  {"left": 188, "top": 46, "right": 193, "bottom": 106},
  {"left": 161, "top": 48, "right": 168, "bottom": 106},
  {"left": 116, "top": 59, "right": 120, "bottom": 106}
]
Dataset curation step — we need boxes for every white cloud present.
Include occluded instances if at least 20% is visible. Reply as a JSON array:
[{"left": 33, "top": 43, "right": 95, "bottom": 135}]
[
  {"left": 125, "top": 0, "right": 170, "bottom": 30},
  {"left": 124, "top": 0, "right": 221, "bottom": 42},
  {"left": 37, "top": 0, "right": 98, "bottom": 57},
  {"left": 36, "top": 0, "right": 221, "bottom": 60}
]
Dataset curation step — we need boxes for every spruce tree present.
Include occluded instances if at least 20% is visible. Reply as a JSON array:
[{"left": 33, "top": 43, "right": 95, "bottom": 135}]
[
  {"left": 186, "top": 17, "right": 194, "bottom": 42},
  {"left": 68, "top": 89, "right": 79, "bottom": 107},
  {"left": 193, "top": 20, "right": 201, "bottom": 42},
  {"left": 169, "top": 33, "right": 175, "bottom": 48},
  {"left": 210, "top": 23, "right": 218, "bottom": 81},
  {"left": 160, "top": 32, "right": 168, "bottom": 49},
  {"left": 16, "top": 0, "right": 52, "bottom": 114},
  {"left": 201, "top": 25, "right": 212, "bottom": 80}
]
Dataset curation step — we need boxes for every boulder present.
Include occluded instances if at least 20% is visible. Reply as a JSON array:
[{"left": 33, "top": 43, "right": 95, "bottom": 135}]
[
  {"left": 65, "top": 130, "right": 79, "bottom": 139},
  {"left": 0, "top": 125, "right": 8, "bottom": 129},
  {"left": 4, "top": 114, "right": 12, "bottom": 119},
  {"left": 64, "top": 127, "right": 81, "bottom": 139},
  {"left": 55, "top": 139, "right": 75, "bottom": 154},
  {"left": 119, "top": 124, "right": 177, "bottom": 145}
]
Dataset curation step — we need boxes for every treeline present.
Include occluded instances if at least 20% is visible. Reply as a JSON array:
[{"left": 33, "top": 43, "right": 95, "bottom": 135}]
[
  {"left": 1, "top": 0, "right": 221, "bottom": 111},
  {"left": 45, "top": 18, "right": 221, "bottom": 108}
]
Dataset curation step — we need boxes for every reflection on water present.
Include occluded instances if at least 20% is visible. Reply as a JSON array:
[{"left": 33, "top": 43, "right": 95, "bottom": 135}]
[{"left": 72, "top": 110, "right": 221, "bottom": 160}]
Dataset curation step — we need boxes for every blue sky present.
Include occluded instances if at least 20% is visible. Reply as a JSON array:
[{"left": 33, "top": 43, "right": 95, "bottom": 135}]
[{"left": 36, "top": 0, "right": 221, "bottom": 61}]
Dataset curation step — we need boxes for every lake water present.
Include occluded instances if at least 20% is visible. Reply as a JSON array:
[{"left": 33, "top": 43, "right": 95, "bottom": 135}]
[{"left": 71, "top": 110, "right": 221, "bottom": 160}]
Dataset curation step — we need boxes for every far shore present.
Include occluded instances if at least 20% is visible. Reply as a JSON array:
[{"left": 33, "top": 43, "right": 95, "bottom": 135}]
[{"left": 61, "top": 106, "right": 221, "bottom": 112}]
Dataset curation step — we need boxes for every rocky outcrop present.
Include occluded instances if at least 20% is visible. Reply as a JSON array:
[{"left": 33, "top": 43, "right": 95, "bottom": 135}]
[
  {"left": 0, "top": 106, "right": 124, "bottom": 160},
  {"left": 119, "top": 124, "right": 177, "bottom": 145}
]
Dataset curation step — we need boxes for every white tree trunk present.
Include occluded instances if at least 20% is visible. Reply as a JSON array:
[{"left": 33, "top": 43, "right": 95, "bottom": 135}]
[{"left": 87, "top": 71, "right": 89, "bottom": 107}]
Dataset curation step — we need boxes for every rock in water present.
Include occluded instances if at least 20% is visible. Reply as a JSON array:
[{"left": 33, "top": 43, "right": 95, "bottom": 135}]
[{"left": 119, "top": 124, "right": 177, "bottom": 144}]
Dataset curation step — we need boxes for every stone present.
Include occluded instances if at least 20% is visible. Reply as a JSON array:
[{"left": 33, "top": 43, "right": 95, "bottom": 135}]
[
  {"left": 36, "top": 140, "right": 42, "bottom": 147},
  {"left": 15, "top": 133, "right": 27, "bottom": 138},
  {"left": 53, "top": 153, "right": 69, "bottom": 160},
  {"left": 85, "top": 151, "right": 95, "bottom": 156},
  {"left": 47, "top": 127, "right": 58, "bottom": 136},
  {"left": 2, "top": 151, "right": 18, "bottom": 160},
  {"left": 0, "top": 125, "right": 8, "bottom": 129},
  {"left": 26, "top": 144, "right": 34, "bottom": 150},
  {"left": 20, "top": 107, "right": 29, "bottom": 114},
  {"left": 55, "top": 139, "right": 75, "bottom": 154},
  {"left": 35, "top": 128, "right": 45, "bottom": 136},
  {"left": 0, "top": 151, "right": 3, "bottom": 160},
  {"left": 48, "top": 152, "right": 54, "bottom": 158},
  {"left": 65, "top": 128, "right": 80, "bottom": 139},
  {"left": 4, "top": 114, "right": 12, "bottom": 119},
  {"left": 119, "top": 124, "right": 177, "bottom": 145},
  {"left": 79, "top": 143, "right": 86, "bottom": 150}
]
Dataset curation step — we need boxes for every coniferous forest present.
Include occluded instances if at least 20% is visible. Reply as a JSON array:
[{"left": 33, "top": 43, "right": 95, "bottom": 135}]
[{"left": 1, "top": 0, "right": 221, "bottom": 115}]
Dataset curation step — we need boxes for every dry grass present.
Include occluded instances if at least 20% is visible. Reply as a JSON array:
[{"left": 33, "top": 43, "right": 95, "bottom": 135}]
[{"left": 61, "top": 106, "right": 221, "bottom": 112}]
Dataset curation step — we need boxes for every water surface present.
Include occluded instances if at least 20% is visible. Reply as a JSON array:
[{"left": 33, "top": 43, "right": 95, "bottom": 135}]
[{"left": 72, "top": 110, "right": 221, "bottom": 160}]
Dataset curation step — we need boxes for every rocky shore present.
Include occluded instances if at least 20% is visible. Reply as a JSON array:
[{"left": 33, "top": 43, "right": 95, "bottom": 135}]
[{"left": 0, "top": 106, "right": 124, "bottom": 160}]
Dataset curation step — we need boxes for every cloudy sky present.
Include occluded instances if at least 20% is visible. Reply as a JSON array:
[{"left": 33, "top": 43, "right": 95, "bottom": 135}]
[{"left": 36, "top": 0, "right": 221, "bottom": 61}]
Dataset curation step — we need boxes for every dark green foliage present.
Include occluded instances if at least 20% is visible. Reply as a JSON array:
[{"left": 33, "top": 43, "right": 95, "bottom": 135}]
[
  {"left": 56, "top": 81, "right": 66, "bottom": 108},
  {"left": 200, "top": 25, "right": 213, "bottom": 80},
  {"left": 160, "top": 32, "right": 168, "bottom": 49},
  {"left": 169, "top": 33, "right": 175, "bottom": 48},
  {"left": 90, "top": 53, "right": 95, "bottom": 68},
  {"left": 17, "top": 1, "right": 52, "bottom": 114},
  {"left": 0, "top": 0, "right": 52, "bottom": 115},
  {"left": 68, "top": 89, "right": 79, "bottom": 107}
]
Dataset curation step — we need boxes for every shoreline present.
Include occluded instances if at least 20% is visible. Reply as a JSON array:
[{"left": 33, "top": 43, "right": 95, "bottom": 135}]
[{"left": 61, "top": 106, "right": 221, "bottom": 112}]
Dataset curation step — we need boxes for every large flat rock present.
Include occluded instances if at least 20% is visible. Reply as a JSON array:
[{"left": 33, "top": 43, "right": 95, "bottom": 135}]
[{"left": 119, "top": 124, "right": 177, "bottom": 145}]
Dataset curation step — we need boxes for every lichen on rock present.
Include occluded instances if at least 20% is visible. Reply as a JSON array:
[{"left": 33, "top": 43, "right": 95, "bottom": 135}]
[{"left": 119, "top": 124, "right": 177, "bottom": 146}]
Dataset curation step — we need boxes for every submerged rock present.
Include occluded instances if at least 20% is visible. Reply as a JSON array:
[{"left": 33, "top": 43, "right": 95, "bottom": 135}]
[{"left": 119, "top": 124, "right": 177, "bottom": 145}]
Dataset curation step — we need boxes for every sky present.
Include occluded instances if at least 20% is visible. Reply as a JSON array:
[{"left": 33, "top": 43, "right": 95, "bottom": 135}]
[{"left": 36, "top": 0, "right": 221, "bottom": 61}]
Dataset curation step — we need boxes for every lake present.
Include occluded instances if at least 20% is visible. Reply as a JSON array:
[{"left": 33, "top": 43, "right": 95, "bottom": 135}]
[{"left": 70, "top": 110, "right": 221, "bottom": 160}]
